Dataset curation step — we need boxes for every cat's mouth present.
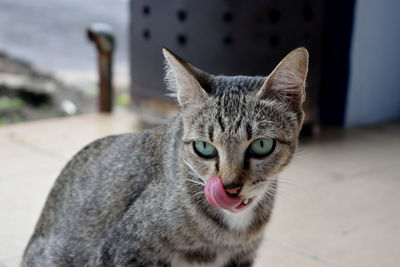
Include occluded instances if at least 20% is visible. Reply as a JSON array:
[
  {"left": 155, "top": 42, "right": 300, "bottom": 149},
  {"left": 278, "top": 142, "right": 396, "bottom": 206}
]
[
  {"left": 233, "top": 198, "right": 253, "bottom": 211},
  {"left": 204, "top": 177, "right": 254, "bottom": 211}
]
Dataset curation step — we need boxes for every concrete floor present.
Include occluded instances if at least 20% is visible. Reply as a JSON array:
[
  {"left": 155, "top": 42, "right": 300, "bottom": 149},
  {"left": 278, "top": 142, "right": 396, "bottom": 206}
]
[{"left": 1, "top": 112, "right": 399, "bottom": 266}]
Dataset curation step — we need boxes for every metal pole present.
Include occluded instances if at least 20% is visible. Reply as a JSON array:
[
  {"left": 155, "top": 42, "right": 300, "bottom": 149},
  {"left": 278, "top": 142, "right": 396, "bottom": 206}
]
[{"left": 87, "top": 23, "right": 115, "bottom": 113}]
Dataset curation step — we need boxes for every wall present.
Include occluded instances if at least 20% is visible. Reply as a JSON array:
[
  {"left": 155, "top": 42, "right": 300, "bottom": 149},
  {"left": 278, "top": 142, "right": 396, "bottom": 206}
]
[{"left": 345, "top": 0, "right": 400, "bottom": 126}]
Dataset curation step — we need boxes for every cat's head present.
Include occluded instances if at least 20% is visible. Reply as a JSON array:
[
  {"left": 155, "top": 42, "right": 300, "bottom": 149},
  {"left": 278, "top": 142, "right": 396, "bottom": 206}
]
[{"left": 163, "top": 48, "right": 308, "bottom": 213}]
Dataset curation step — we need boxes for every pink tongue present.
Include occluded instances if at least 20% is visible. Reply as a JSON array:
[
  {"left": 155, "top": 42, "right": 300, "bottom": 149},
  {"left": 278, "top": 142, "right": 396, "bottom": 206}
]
[{"left": 204, "top": 177, "right": 242, "bottom": 209}]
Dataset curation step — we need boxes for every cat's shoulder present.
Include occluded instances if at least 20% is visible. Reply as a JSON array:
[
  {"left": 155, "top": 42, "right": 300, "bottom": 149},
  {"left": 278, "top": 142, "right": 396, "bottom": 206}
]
[{"left": 76, "top": 122, "right": 172, "bottom": 158}]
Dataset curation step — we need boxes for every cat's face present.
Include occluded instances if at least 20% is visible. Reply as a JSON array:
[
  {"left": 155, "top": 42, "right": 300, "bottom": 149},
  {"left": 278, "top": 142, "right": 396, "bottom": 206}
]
[
  {"left": 180, "top": 89, "right": 301, "bottom": 212},
  {"left": 163, "top": 48, "right": 308, "bottom": 212}
]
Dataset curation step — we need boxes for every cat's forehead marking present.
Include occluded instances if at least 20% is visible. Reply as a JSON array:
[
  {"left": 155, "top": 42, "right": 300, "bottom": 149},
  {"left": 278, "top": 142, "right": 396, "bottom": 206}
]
[
  {"left": 207, "top": 125, "right": 214, "bottom": 142},
  {"left": 212, "top": 75, "right": 266, "bottom": 96},
  {"left": 204, "top": 94, "right": 254, "bottom": 143},
  {"left": 245, "top": 123, "right": 252, "bottom": 140},
  {"left": 208, "top": 97, "right": 290, "bottom": 143},
  {"left": 184, "top": 75, "right": 298, "bottom": 143}
]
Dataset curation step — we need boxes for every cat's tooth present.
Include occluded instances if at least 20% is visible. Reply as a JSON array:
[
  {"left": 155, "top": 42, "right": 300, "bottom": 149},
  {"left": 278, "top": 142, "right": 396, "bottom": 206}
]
[{"left": 243, "top": 199, "right": 249, "bottom": 205}]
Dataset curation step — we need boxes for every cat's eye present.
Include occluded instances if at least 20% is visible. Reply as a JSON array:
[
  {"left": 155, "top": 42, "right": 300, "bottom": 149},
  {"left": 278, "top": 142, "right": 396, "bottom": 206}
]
[
  {"left": 193, "top": 141, "right": 217, "bottom": 158},
  {"left": 249, "top": 138, "right": 275, "bottom": 158}
]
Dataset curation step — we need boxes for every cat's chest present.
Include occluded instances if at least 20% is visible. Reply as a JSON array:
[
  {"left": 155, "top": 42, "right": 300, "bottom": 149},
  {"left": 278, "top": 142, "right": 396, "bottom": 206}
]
[{"left": 222, "top": 205, "right": 255, "bottom": 231}]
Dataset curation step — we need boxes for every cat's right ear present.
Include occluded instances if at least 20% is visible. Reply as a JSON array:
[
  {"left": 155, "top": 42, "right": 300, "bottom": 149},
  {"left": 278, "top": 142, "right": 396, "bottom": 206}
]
[{"left": 163, "top": 48, "right": 209, "bottom": 108}]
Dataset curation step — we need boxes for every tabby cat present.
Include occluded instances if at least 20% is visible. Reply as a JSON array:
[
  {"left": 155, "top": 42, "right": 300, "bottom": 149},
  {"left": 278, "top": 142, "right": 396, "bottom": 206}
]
[{"left": 22, "top": 47, "right": 309, "bottom": 266}]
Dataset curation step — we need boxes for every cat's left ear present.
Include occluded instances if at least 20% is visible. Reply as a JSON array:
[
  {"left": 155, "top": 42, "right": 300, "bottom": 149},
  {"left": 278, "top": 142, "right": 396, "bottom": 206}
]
[
  {"left": 163, "top": 48, "right": 210, "bottom": 108},
  {"left": 256, "top": 47, "right": 309, "bottom": 111}
]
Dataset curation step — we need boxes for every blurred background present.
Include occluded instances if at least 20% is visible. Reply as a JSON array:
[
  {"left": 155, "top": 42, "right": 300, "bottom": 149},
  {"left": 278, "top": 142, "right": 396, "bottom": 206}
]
[
  {"left": 1, "top": 0, "right": 399, "bottom": 128},
  {"left": 0, "top": 0, "right": 129, "bottom": 124},
  {"left": 1, "top": 0, "right": 399, "bottom": 266}
]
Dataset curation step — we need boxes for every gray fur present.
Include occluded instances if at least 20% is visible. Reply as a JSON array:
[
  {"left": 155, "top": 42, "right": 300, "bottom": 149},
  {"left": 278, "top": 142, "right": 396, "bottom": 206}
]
[{"left": 22, "top": 48, "right": 308, "bottom": 266}]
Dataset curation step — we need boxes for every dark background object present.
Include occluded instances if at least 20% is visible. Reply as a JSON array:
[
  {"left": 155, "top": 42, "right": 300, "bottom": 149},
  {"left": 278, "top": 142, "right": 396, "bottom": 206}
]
[
  {"left": 320, "top": 0, "right": 355, "bottom": 126},
  {"left": 129, "top": 0, "right": 325, "bottom": 126}
]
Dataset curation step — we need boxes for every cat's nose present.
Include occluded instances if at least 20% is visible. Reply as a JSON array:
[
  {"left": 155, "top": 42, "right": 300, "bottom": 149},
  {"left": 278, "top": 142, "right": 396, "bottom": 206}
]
[{"left": 224, "top": 183, "right": 242, "bottom": 196}]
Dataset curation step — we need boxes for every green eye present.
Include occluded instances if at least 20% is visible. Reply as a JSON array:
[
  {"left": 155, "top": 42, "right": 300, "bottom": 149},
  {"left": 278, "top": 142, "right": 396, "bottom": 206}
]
[
  {"left": 193, "top": 141, "right": 217, "bottom": 158},
  {"left": 249, "top": 138, "right": 275, "bottom": 157}
]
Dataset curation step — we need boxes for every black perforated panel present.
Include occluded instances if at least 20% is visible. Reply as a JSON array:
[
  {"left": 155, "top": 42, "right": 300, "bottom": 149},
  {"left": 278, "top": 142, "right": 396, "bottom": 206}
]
[{"left": 129, "top": 0, "right": 325, "bottom": 124}]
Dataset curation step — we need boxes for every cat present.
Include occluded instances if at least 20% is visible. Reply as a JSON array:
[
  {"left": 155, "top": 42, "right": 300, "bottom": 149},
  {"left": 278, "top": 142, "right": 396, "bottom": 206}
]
[{"left": 22, "top": 47, "right": 308, "bottom": 267}]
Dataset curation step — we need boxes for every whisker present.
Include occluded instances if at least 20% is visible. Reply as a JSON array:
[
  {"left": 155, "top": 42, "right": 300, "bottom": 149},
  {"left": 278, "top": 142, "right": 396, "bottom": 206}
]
[
  {"left": 186, "top": 179, "right": 205, "bottom": 186},
  {"left": 262, "top": 190, "right": 275, "bottom": 203},
  {"left": 274, "top": 179, "right": 308, "bottom": 194},
  {"left": 188, "top": 190, "right": 205, "bottom": 203},
  {"left": 266, "top": 181, "right": 305, "bottom": 204},
  {"left": 193, "top": 191, "right": 204, "bottom": 197},
  {"left": 294, "top": 148, "right": 310, "bottom": 156},
  {"left": 181, "top": 156, "right": 206, "bottom": 184},
  {"left": 187, "top": 169, "right": 206, "bottom": 185},
  {"left": 264, "top": 188, "right": 295, "bottom": 204}
]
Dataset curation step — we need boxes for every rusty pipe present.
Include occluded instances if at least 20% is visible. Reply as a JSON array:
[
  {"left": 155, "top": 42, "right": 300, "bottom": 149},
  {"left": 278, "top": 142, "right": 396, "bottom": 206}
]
[{"left": 87, "top": 23, "right": 115, "bottom": 113}]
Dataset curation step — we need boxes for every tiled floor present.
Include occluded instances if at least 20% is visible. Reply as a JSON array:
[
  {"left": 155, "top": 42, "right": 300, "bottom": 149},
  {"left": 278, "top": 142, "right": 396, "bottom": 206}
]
[{"left": 1, "top": 112, "right": 399, "bottom": 267}]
